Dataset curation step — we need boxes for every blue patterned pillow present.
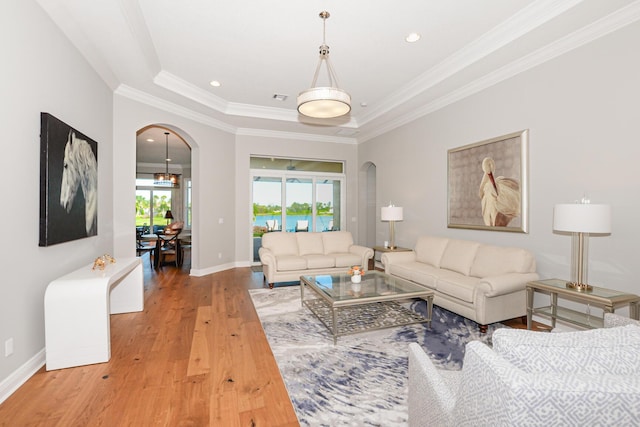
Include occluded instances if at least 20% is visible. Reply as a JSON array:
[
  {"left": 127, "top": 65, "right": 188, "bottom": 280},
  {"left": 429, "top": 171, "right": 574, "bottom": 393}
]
[{"left": 492, "top": 325, "right": 640, "bottom": 375}]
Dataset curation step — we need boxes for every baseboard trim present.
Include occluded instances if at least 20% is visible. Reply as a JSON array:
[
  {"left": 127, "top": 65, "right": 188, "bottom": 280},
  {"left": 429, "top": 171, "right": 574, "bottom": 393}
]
[{"left": 0, "top": 348, "right": 45, "bottom": 405}]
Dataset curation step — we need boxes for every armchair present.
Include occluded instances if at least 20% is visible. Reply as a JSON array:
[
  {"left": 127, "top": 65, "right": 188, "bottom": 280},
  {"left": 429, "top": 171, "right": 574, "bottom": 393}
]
[{"left": 409, "top": 314, "right": 640, "bottom": 426}]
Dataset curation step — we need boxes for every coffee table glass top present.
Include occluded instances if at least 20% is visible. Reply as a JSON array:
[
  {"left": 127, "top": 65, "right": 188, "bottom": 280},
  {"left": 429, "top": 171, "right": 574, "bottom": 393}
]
[{"left": 301, "top": 270, "right": 431, "bottom": 304}]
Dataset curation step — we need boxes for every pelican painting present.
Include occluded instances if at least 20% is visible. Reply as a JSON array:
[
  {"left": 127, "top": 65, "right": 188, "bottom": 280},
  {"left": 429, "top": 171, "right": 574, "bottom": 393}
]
[{"left": 479, "top": 157, "right": 521, "bottom": 227}]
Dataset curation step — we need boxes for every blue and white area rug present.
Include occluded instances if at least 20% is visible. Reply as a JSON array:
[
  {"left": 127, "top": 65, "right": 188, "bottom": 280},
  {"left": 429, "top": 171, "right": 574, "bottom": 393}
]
[{"left": 249, "top": 285, "right": 506, "bottom": 426}]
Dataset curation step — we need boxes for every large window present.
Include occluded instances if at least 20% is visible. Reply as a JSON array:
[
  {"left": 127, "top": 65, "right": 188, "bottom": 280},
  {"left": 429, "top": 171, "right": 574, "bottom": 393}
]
[
  {"left": 136, "top": 178, "right": 173, "bottom": 230},
  {"left": 250, "top": 159, "right": 345, "bottom": 262}
]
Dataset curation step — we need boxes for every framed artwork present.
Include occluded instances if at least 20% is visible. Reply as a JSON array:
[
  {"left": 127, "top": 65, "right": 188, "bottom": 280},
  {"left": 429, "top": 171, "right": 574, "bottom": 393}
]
[
  {"left": 39, "top": 113, "right": 98, "bottom": 246},
  {"left": 447, "top": 129, "right": 529, "bottom": 233}
]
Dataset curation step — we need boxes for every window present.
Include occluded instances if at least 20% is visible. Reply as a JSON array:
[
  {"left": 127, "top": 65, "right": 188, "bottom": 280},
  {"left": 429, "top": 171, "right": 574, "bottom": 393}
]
[
  {"left": 136, "top": 178, "right": 173, "bottom": 231},
  {"left": 250, "top": 158, "right": 345, "bottom": 262}
]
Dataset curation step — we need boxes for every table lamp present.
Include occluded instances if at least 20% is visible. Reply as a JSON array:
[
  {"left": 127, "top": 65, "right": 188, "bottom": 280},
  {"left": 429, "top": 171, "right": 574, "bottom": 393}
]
[
  {"left": 553, "top": 201, "right": 611, "bottom": 291},
  {"left": 381, "top": 204, "right": 403, "bottom": 250},
  {"left": 164, "top": 209, "right": 174, "bottom": 225}
]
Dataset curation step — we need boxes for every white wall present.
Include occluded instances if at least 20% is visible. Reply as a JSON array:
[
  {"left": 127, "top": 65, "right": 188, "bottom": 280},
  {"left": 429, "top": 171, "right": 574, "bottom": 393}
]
[
  {"left": 0, "top": 1, "right": 113, "bottom": 385},
  {"left": 113, "top": 95, "right": 236, "bottom": 275},
  {"left": 234, "top": 135, "right": 360, "bottom": 263},
  {"left": 359, "top": 21, "right": 640, "bottom": 303}
]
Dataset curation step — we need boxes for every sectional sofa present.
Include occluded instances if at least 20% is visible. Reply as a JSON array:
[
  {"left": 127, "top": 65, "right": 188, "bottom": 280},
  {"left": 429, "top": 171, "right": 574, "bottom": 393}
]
[
  {"left": 382, "top": 235, "right": 538, "bottom": 331},
  {"left": 259, "top": 231, "right": 374, "bottom": 288}
]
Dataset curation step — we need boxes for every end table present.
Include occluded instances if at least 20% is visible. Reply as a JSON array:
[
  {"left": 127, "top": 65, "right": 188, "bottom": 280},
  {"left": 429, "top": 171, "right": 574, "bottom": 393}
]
[{"left": 526, "top": 278, "right": 640, "bottom": 330}]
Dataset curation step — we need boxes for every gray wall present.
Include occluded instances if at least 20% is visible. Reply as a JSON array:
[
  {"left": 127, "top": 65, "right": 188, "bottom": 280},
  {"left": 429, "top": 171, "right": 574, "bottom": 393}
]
[
  {"left": 359, "top": 20, "right": 640, "bottom": 300},
  {"left": 0, "top": 2, "right": 113, "bottom": 384}
]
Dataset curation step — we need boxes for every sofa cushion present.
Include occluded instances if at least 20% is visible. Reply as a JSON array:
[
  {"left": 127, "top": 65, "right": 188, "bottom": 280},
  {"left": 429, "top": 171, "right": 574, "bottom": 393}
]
[
  {"left": 262, "top": 232, "right": 298, "bottom": 256},
  {"left": 414, "top": 236, "right": 449, "bottom": 268},
  {"left": 439, "top": 239, "right": 480, "bottom": 276},
  {"left": 409, "top": 263, "right": 441, "bottom": 290},
  {"left": 304, "top": 254, "right": 335, "bottom": 269},
  {"left": 333, "top": 253, "right": 361, "bottom": 268},
  {"left": 276, "top": 255, "right": 307, "bottom": 271},
  {"left": 387, "top": 263, "right": 415, "bottom": 283},
  {"left": 296, "top": 233, "right": 325, "bottom": 255},
  {"left": 470, "top": 245, "right": 535, "bottom": 278},
  {"left": 436, "top": 270, "right": 481, "bottom": 303},
  {"left": 492, "top": 325, "right": 640, "bottom": 375},
  {"left": 322, "top": 231, "right": 354, "bottom": 254}
]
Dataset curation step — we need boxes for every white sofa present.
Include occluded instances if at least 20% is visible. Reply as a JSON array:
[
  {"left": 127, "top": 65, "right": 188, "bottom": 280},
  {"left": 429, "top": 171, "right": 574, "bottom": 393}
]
[
  {"left": 382, "top": 236, "right": 538, "bottom": 331},
  {"left": 408, "top": 313, "right": 640, "bottom": 426},
  {"left": 258, "top": 231, "right": 373, "bottom": 288}
]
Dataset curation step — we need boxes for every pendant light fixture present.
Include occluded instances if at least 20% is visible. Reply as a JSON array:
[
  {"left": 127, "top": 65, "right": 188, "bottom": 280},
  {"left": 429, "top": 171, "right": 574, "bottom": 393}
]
[
  {"left": 297, "top": 11, "right": 351, "bottom": 119},
  {"left": 153, "top": 132, "right": 180, "bottom": 188}
]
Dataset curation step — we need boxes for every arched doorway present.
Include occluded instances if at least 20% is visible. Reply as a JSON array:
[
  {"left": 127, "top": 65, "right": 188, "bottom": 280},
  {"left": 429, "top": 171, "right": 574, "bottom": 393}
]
[{"left": 135, "top": 125, "right": 192, "bottom": 268}]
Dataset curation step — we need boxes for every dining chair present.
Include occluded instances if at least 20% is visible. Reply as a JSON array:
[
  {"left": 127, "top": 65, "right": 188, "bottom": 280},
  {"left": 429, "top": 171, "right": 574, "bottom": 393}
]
[
  {"left": 295, "top": 220, "right": 309, "bottom": 232},
  {"left": 157, "top": 229, "right": 182, "bottom": 268},
  {"left": 135, "top": 229, "right": 154, "bottom": 267}
]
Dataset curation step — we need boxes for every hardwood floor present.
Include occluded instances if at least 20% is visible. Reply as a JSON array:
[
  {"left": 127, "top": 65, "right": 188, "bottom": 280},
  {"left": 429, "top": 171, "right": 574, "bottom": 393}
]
[{"left": 0, "top": 255, "right": 298, "bottom": 427}]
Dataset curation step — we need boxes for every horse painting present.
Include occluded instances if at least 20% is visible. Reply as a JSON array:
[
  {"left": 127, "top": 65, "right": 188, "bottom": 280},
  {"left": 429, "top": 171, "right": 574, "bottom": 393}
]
[{"left": 60, "top": 130, "right": 98, "bottom": 236}]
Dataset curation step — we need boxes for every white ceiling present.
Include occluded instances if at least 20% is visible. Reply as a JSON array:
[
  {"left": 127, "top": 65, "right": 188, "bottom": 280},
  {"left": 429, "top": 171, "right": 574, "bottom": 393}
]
[{"left": 36, "top": 0, "right": 640, "bottom": 165}]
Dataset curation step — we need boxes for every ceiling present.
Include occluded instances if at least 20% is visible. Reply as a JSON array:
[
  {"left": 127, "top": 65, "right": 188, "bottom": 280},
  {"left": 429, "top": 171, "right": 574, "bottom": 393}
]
[{"left": 37, "top": 0, "right": 640, "bottom": 165}]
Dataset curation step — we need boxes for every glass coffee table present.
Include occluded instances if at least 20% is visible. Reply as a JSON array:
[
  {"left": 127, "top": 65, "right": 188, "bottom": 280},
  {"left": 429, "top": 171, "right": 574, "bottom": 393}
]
[{"left": 300, "top": 270, "right": 433, "bottom": 344}]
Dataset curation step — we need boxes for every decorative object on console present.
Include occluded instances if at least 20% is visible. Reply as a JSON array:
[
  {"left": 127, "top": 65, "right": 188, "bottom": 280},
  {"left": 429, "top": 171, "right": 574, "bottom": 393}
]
[
  {"left": 92, "top": 254, "right": 116, "bottom": 271},
  {"left": 553, "top": 198, "right": 611, "bottom": 291},
  {"left": 153, "top": 132, "right": 180, "bottom": 188},
  {"left": 448, "top": 129, "right": 529, "bottom": 233},
  {"left": 297, "top": 11, "right": 351, "bottom": 119},
  {"left": 39, "top": 113, "right": 98, "bottom": 246},
  {"left": 381, "top": 204, "right": 403, "bottom": 249}
]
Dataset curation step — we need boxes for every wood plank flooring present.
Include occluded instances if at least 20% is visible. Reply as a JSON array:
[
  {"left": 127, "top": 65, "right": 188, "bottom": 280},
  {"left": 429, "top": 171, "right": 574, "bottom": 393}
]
[{"left": 0, "top": 255, "right": 298, "bottom": 427}]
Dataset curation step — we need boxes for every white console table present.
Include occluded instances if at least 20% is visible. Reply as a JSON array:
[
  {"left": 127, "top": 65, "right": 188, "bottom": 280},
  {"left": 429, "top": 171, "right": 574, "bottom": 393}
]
[{"left": 44, "top": 257, "right": 143, "bottom": 370}]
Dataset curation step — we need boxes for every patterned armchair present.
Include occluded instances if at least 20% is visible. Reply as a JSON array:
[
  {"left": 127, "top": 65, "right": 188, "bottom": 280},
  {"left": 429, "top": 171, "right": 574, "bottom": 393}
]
[{"left": 409, "top": 314, "right": 640, "bottom": 426}]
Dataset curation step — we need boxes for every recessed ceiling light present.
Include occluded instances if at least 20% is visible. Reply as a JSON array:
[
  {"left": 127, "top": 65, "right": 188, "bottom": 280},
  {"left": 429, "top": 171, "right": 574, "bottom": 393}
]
[
  {"left": 146, "top": 138, "right": 154, "bottom": 142},
  {"left": 210, "top": 80, "right": 221, "bottom": 87},
  {"left": 405, "top": 32, "right": 421, "bottom": 43}
]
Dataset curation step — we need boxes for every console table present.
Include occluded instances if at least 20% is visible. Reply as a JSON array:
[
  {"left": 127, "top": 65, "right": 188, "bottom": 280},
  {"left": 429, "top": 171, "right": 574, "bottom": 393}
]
[
  {"left": 44, "top": 257, "right": 143, "bottom": 370},
  {"left": 526, "top": 278, "right": 640, "bottom": 330}
]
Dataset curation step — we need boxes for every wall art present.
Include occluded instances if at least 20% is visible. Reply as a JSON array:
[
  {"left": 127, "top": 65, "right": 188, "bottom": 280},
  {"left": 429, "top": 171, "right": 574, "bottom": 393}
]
[
  {"left": 447, "top": 129, "right": 528, "bottom": 233},
  {"left": 39, "top": 113, "right": 98, "bottom": 246}
]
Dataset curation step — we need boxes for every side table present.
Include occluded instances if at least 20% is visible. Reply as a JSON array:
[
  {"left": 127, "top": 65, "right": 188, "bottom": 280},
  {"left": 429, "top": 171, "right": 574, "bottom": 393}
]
[
  {"left": 526, "top": 278, "right": 640, "bottom": 330},
  {"left": 370, "top": 246, "right": 412, "bottom": 271}
]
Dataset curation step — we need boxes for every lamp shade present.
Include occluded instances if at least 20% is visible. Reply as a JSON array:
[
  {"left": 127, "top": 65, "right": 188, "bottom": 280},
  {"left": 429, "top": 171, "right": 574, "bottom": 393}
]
[
  {"left": 297, "top": 87, "right": 351, "bottom": 118},
  {"left": 381, "top": 206, "right": 403, "bottom": 221},
  {"left": 164, "top": 210, "right": 174, "bottom": 220},
  {"left": 553, "top": 204, "right": 611, "bottom": 233}
]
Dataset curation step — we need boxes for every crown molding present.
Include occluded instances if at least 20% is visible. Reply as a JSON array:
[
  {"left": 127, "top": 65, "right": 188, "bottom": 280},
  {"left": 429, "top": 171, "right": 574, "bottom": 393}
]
[
  {"left": 357, "top": 0, "right": 584, "bottom": 127},
  {"left": 115, "top": 84, "right": 237, "bottom": 134},
  {"left": 358, "top": 0, "right": 640, "bottom": 143},
  {"left": 236, "top": 128, "right": 357, "bottom": 145}
]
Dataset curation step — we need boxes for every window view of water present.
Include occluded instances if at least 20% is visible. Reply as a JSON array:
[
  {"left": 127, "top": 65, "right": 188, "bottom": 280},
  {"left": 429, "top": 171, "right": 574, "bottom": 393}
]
[{"left": 254, "top": 214, "right": 333, "bottom": 231}]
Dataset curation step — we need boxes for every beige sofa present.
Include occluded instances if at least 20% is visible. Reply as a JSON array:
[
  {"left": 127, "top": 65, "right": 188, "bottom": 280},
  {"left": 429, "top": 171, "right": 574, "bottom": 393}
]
[
  {"left": 259, "top": 231, "right": 374, "bottom": 288},
  {"left": 382, "top": 235, "right": 538, "bottom": 331}
]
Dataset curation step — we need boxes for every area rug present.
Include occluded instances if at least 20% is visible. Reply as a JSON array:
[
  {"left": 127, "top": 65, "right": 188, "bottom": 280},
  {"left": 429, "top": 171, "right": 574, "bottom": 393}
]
[{"left": 249, "top": 285, "right": 506, "bottom": 426}]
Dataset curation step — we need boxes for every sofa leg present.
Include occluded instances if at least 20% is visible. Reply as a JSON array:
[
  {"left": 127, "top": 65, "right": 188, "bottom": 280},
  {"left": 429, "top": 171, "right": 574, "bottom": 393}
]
[
  {"left": 479, "top": 324, "right": 488, "bottom": 334},
  {"left": 268, "top": 282, "right": 274, "bottom": 289}
]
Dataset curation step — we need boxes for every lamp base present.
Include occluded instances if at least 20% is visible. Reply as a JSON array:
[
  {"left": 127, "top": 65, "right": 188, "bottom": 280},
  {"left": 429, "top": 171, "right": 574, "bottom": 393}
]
[
  {"left": 566, "top": 281, "right": 593, "bottom": 292},
  {"left": 387, "top": 245, "right": 397, "bottom": 250}
]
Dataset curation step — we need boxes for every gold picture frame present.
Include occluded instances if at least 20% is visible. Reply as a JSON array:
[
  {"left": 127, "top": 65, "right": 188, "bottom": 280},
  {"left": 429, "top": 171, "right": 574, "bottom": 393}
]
[{"left": 447, "top": 129, "right": 529, "bottom": 233}]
